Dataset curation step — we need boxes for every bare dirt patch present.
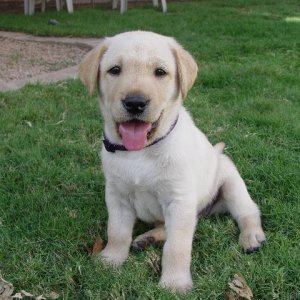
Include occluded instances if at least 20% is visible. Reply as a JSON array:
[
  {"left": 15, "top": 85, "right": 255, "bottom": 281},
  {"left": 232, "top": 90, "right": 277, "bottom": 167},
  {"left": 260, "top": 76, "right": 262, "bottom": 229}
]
[{"left": 0, "top": 37, "right": 88, "bottom": 82}]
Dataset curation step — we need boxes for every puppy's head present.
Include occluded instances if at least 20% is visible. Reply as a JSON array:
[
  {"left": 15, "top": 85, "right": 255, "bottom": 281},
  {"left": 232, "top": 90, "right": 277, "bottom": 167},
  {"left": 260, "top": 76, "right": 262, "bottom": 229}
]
[{"left": 79, "top": 31, "right": 198, "bottom": 151}]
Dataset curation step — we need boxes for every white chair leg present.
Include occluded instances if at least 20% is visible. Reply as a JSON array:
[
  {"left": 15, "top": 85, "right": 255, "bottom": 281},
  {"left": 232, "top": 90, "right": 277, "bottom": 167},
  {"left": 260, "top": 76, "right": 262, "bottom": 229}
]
[
  {"left": 29, "top": 0, "right": 35, "bottom": 15},
  {"left": 41, "top": 0, "right": 46, "bottom": 12},
  {"left": 152, "top": 0, "right": 158, "bottom": 7},
  {"left": 66, "top": 0, "right": 73, "bottom": 13},
  {"left": 161, "top": 0, "right": 167, "bottom": 13},
  {"left": 112, "top": 0, "right": 118, "bottom": 9},
  {"left": 55, "top": 0, "right": 61, "bottom": 11},
  {"left": 24, "top": 0, "right": 29, "bottom": 14},
  {"left": 120, "top": 0, "right": 126, "bottom": 14}
]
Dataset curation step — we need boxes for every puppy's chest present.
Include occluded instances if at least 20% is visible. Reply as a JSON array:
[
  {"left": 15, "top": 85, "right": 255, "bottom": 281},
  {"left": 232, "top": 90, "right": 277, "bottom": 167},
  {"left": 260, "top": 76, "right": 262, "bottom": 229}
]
[
  {"left": 103, "top": 150, "right": 166, "bottom": 185},
  {"left": 130, "top": 187, "right": 164, "bottom": 223},
  {"left": 115, "top": 178, "right": 165, "bottom": 223},
  {"left": 103, "top": 152, "right": 167, "bottom": 222}
]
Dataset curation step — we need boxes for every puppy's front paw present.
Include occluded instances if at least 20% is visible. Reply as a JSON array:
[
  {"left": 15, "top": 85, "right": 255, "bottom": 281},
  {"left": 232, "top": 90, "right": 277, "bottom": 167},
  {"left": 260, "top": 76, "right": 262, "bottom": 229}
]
[
  {"left": 98, "top": 247, "right": 128, "bottom": 267},
  {"left": 159, "top": 272, "right": 193, "bottom": 293},
  {"left": 239, "top": 226, "right": 266, "bottom": 253}
]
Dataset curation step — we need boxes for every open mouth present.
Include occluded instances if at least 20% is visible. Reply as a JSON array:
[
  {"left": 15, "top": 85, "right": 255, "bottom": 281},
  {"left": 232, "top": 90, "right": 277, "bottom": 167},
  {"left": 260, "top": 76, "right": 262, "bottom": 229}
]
[{"left": 117, "top": 115, "right": 161, "bottom": 151}]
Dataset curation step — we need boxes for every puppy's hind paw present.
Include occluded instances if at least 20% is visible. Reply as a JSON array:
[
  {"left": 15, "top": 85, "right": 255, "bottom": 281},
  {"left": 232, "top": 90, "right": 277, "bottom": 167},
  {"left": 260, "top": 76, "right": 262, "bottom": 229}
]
[
  {"left": 131, "top": 236, "right": 157, "bottom": 251},
  {"left": 131, "top": 226, "right": 166, "bottom": 251}
]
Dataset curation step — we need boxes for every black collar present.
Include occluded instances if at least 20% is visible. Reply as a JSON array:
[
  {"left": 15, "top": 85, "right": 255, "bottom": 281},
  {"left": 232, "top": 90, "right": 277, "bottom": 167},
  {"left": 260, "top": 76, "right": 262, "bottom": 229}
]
[{"left": 103, "top": 116, "right": 179, "bottom": 153}]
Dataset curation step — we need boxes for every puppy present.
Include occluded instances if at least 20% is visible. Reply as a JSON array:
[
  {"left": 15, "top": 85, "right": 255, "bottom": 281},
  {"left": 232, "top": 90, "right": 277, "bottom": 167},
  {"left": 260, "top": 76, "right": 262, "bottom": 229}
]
[{"left": 79, "top": 31, "right": 266, "bottom": 293}]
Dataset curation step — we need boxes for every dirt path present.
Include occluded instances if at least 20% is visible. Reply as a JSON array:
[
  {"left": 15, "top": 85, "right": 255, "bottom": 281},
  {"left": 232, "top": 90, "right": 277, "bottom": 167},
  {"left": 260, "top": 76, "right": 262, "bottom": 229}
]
[
  {"left": 0, "top": 37, "right": 88, "bottom": 81},
  {"left": 0, "top": 31, "right": 100, "bottom": 91}
]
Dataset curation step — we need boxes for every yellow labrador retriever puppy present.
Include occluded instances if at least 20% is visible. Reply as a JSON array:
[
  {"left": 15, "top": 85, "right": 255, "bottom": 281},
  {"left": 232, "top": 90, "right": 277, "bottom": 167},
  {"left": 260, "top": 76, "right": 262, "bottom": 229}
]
[{"left": 79, "top": 31, "right": 266, "bottom": 293}]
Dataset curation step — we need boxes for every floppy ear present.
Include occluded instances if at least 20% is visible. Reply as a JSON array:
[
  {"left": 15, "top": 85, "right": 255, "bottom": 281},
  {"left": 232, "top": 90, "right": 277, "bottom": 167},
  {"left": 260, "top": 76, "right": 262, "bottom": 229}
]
[
  {"left": 79, "top": 40, "right": 107, "bottom": 96},
  {"left": 172, "top": 43, "right": 198, "bottom": 99}
]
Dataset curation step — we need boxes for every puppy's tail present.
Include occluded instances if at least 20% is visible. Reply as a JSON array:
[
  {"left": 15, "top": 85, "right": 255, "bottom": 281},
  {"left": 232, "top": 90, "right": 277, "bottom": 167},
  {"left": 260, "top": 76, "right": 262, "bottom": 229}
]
[{"left": 214, "top": 142, "right": 225, "bottom": 154}]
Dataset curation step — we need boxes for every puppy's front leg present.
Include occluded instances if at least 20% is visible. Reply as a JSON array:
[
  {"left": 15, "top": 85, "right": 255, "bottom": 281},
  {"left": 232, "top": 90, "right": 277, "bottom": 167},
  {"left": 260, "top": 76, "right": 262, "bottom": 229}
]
[
  {"left": 100, "top": 183, "right": 136, "bottom": 267},
  {"left": 160, "top": 200, "right": 197, "bottom": 293}
]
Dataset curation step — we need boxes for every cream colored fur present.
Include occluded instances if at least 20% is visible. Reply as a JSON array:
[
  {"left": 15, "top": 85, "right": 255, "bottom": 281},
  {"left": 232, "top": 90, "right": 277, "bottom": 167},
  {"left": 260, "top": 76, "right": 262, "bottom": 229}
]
[{"left": 79, "top": 31, "right": 266, "bottom": 293}]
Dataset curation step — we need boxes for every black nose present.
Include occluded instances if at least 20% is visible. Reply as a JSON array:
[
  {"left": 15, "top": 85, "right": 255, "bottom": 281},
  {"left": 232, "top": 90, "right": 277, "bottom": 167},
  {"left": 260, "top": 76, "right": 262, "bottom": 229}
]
[{"left": 122, "top": 95, "right": 149, "bottom": 115}]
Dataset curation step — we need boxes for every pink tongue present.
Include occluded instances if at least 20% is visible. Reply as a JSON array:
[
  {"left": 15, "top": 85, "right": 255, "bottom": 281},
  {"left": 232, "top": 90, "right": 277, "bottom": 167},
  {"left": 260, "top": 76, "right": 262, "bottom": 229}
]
[{"left": 119, "top": 121, "right": 152, "bottom": 151}]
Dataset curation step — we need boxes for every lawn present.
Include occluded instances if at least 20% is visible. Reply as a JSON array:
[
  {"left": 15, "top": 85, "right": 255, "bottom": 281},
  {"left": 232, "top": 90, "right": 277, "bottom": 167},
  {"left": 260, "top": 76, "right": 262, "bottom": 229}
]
[{"left": 0, "top": 0, "right": 300, "bottom": 299}]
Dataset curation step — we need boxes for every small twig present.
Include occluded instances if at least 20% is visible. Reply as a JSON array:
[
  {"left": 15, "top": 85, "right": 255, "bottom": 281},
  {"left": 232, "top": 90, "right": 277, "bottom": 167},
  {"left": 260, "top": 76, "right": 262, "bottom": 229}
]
[{"left": 46, "top": 111, "right": 66, "bottom": 126}]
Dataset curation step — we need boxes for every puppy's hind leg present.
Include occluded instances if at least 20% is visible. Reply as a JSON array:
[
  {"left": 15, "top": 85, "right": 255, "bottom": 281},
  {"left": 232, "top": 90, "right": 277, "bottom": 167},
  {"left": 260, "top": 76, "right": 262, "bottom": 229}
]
[
  {"left": 217, "top": 155, "right": 266, "bottom": 253},
  {"left": 132, "top": 222, "right": 166, "bottom": 251}
]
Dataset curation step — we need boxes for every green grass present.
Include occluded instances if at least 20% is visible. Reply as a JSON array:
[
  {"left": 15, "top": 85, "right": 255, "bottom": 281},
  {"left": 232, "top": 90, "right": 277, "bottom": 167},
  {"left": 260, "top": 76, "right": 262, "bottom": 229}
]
[{"left": 0, "top": 1, "right": 300, "bottom": 299}]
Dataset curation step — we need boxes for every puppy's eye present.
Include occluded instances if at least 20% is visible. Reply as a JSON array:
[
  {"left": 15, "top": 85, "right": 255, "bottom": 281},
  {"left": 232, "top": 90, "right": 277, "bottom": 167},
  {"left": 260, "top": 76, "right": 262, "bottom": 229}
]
[
  {"left": 154, "top": 68, "right": 167, "bottom": 77},
  {"left": 108, "top": 66, "right": 121, "bottom": 75}
]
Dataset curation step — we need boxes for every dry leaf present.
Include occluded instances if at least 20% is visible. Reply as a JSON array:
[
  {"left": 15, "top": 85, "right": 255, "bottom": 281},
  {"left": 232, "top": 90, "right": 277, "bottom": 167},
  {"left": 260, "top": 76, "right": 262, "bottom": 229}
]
[
  {"left": 68, "top": 210, "right": 77, "bottom": 219},
  {"left": 47, "top": 291, "right": 59, "bottom": 299},
  {"left": 21, "top": 290, "right": 34, "bottom": 297},
  {"left": 0, "top": 277, "right": 14, "bottom": 299},
  {"left": 145, "top": 251, "right": 161, "bottom": 275},
  {"left": 91, "top": 236, "right": 104, "bottom": 257},
  {"left": 228, "top": 273, "right": 253, "bottom": 300},
  {"left": 12, "top": 293, "right": 22, "bottom": 299},
  {"left": 35, "top": 296, "right": 46, "bottom": 300},
  {"left": 225, "top": 291, "right": 239, "bottom": 300}
]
